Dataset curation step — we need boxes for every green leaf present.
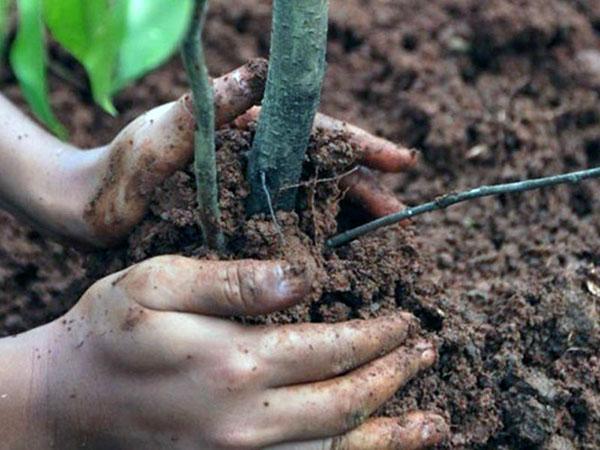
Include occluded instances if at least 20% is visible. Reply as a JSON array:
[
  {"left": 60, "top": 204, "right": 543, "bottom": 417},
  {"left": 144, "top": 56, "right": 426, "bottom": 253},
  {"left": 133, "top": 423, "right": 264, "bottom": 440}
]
[
  {"left": 10, "top": 0, "right": 66, "bottom": 137},
  {"left": 44, "top": 0, "right": 127, "bottom": 115},
  {"left": 114, "top": 0, "right": 193, "bottom": 91}
]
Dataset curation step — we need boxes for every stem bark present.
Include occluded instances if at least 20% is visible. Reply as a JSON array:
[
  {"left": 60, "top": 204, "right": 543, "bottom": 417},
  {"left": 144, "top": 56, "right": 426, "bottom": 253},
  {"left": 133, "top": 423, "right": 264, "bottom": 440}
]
[
  {"left": 246, "top": 0, "right": 329, "bottom": 214},
  {"left": 181, "top": 0, "right": 223, "bottom": 250}
]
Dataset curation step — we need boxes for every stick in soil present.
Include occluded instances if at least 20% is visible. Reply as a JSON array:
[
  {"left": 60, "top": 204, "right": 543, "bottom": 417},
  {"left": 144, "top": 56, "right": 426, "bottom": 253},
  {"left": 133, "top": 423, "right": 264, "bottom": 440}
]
[
  {"left": 261, "top": 171, "right": 285, "bottom": 243},
  {"left": 246, "top": 0, "right": 329, "bottom": 215},
  {"left": 181, "top": 0, "right": 224, "bottom": 250},
  {"left": 327, "top": 167, "right": 600, "bottom": 248}
]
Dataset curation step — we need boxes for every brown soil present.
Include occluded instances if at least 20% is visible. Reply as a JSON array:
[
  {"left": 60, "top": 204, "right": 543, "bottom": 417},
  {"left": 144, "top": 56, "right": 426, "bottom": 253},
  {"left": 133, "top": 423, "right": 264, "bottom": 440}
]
[{"left": 1, "top": 0, "right": 600, "bottom": 449}]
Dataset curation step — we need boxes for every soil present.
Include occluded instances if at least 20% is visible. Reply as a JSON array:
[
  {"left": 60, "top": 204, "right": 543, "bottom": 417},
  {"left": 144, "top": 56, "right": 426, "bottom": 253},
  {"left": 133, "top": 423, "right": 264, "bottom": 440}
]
[{"left": 1, "top": 0, "right": 599, "bottom": 449}]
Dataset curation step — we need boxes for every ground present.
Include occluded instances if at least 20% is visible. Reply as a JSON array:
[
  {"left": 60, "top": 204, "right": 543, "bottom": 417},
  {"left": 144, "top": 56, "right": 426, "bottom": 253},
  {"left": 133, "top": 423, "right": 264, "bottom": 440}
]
[{"left": 1, "top": 1, "right": 599, "bottom": 448}]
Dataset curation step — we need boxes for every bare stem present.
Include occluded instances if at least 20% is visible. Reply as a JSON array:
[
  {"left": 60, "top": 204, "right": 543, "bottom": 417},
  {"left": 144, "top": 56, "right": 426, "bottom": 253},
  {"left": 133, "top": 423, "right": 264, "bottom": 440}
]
[
  {"left": 181, "top": 0, "right": 223, "bottom": 251},
  {"left": 246, "top": 0, "right": 329, "bottom": 214},
  {"left": 327, "top": 167, "right": 600, "bottom": 248}
]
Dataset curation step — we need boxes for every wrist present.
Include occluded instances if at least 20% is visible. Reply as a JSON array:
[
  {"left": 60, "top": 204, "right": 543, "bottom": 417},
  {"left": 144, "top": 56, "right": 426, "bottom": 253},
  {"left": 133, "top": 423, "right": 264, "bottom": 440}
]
[
  {"left": 4, "top": 144, "right": 107, "bottom": 246},
  {"left": 0, "top": 323, "right": 56, "bottom": 449}
]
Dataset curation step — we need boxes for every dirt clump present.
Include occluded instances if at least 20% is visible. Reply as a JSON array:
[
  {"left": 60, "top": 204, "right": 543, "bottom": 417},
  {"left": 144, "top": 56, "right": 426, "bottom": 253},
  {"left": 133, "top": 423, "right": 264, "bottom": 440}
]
[{"left": 85, "top": 124, "right": 420, "bottom": 328}]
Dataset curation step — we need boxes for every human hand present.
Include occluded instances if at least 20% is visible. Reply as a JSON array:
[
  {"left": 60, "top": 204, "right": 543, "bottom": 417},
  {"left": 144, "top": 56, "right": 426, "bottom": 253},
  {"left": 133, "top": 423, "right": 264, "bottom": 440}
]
[
  {"left": 0, "top": 59, "right": 416, "bottom": 248},
  {"left": 3, "top": 256, "right": 447, "bottom": 449},
  {"left": 81, "top": 74, "right": 416, "bottom": 248}
]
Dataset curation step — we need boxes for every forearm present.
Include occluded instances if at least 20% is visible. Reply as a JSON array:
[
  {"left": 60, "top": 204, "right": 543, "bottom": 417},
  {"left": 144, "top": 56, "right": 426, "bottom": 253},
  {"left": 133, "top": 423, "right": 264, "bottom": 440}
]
[
  {"left": 0, "top": 325, "right": 52, "bottom": 449},
  {"left": 0, "top": 94, "right": 102, "bottom": 240}
]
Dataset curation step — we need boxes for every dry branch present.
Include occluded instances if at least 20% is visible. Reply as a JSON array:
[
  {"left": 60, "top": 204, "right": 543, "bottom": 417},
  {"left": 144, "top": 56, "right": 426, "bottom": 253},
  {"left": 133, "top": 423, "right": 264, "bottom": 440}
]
[{"left": 327, "top": 167, "right": 600, "bottom": 248}]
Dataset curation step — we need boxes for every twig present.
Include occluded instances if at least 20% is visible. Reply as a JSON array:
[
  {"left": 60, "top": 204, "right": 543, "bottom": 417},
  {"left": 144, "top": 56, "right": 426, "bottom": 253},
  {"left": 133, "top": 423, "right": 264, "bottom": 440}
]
[
  {"left": 261, "top": 171, "right": 284, "bottom": 243},
  {"left": 278, "top": 166, "right": 359, "bottom": 193},
  {"left": 181, "top": 0, "right": 224, "bottom": 251},
  {"left": 327, "top": 166, "right": 600, "bottom": 248}
]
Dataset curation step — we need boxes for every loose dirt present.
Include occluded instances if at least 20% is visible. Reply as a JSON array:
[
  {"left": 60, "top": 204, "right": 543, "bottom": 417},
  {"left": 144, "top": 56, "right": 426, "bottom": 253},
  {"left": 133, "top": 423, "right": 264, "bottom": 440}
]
[{"left": 1, "top": 1, "right": 599, "bottom": 448}]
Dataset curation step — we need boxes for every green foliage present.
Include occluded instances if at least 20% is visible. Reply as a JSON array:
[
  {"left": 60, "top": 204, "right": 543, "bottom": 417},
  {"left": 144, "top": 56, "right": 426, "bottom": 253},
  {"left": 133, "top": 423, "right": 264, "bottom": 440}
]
[
  {"left": 8, "top": 0, "right": 193, "bottom": 134},
  {"left": 114, "top": 0, "right": 194, "bottom": 91},
  {"left": 10, "top": 0, "right": 66, "bottom": 137},
  {"left": 44, "top": 0, "right": 127, "bottom": 115}
]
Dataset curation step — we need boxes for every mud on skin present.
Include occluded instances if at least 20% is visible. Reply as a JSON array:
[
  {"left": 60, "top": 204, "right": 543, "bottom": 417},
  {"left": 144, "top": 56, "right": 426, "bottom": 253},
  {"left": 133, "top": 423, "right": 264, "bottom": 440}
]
[{"left": 2, "top": 0, "right": 600, "bottom": 449}]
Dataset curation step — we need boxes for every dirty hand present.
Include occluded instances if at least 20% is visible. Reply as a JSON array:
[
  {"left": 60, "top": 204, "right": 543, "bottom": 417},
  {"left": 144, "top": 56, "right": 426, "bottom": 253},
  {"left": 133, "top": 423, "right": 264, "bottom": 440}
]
[
  {"left": 0, "top": 59, "right": 416, "bottom": 249},
  {"left": 1, "top": 256, "right": 447, "bottom": 449}
]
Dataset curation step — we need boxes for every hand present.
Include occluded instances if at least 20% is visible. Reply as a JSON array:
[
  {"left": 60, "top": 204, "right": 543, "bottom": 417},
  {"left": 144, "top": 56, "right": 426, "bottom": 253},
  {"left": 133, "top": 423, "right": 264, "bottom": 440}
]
[
  {"left": 1, "top": 60, "right": 416, "bottom": 249},
  {"left": 1, "top": 256, "right": 448, "bottom": 449},
  {"left": 81, "top": 70, "right": 416, "bottom": 247}
]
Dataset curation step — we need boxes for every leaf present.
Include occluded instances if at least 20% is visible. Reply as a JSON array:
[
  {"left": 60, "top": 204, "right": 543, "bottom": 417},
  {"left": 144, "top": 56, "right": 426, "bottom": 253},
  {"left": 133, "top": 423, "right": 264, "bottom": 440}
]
[
  {"left": 44, "top": 0, "right": 127, "bottom": 115},
  {"left": 114, "top": 0, "right": 193, "bottom": 91},
  {"left": 10, "top": 0, "right": 66, "bottom": 137}
]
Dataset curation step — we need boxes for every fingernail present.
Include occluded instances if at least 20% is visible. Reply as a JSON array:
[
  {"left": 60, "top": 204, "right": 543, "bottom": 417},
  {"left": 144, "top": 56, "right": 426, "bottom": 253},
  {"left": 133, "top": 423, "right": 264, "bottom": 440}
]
[
  {"left": 421, "top": 415, "right": 449, "bottom": 444},
  {"left": 414, "top": 341, "right": 436, "bottom": 367},
  {"left": 392, "top": 311, "right": 418, "bottom": 331},
  {"left": 275, "top": 263, "right": 310, "bottom": 300}
]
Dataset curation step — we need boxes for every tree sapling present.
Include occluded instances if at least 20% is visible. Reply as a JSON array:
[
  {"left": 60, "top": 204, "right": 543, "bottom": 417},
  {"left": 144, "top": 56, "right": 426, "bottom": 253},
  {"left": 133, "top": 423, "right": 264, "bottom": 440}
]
[{"left": 246, "top": 0, "right": 329, "bottom": 214}]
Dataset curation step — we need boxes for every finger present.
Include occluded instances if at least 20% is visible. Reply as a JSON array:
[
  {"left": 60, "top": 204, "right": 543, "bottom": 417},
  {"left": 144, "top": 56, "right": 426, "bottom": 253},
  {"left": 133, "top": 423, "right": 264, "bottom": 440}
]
[
  {"left": 266, "top": 412, "right": 449, "bottom": 450},
  {"left": 262, "top": 341, "right": 436, "bottom": 443},
  {"left": 119, "top": 58, "right": 268, "bottom": 172},
  {"left": 109, "top": 255, "right": 311, "bottom": 316},
  {"left": 150, "top": 58, "right": 267, "bottom": 156},
  {"left": 234, "top": 107, "right": 419, "bottom": 172},
  {"left": 84, "top": 60, "right": 268, "bottom": 245},
  {"left": 340, "top": 167, "right": 408, "bottom": 218},
  {"left": 257, "top": 312, "right": 418, "bottom": 386},
  {"left": 237, "top": 109, "right": 409, "bottom": 220},
  {"left": 330, "top": 413, "right": 449, "bottom": 450},
  {"left": 211, "top": 57, "right": 268, "bottom": 127},
  {"left": 314, "top": 114, "right": 419, "bottom": 172}
]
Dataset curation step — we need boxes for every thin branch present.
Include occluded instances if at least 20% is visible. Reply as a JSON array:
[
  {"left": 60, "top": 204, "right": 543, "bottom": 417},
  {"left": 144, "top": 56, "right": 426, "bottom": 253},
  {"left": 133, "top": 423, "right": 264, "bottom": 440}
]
[
  {"left": 327, "top": 166, "right": 600, "bottom": 248},
  {"left": 261, "top": 171, "right": 284, "bottom": 243},
  {"left": 278, "top": 166, "right": 359, "bottom": 193},
  {"left": 181, "top": 0, "right": 224, "bottom": 251}
]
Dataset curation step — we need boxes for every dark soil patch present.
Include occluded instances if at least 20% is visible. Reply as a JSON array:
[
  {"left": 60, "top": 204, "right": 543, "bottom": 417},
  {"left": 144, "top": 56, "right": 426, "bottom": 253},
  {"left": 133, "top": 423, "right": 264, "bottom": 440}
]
[{"left": 1, "top": 1, "right": 599, "bottom": 448}]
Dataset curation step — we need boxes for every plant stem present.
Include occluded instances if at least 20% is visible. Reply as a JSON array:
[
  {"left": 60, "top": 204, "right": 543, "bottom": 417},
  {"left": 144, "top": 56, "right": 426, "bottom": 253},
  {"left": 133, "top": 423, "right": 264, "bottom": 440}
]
[
  {"left": 327, "top": 167, "right": 600, "bottom": 248},
  {"left": 181, "top": 0, "right": 223, "bottom": 250},
  {"left": 246, "top": 0, "right": 329, "bottom": 214}
]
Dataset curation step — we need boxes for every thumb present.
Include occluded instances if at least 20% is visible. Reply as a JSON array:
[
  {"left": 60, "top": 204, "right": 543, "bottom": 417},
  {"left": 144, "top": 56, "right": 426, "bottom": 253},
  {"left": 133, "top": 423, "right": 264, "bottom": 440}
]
[
  {"left": 109, "top": 256, "right": 312, "bottom": 316},
  {"left": 85, "top": 59, "right": 268, "bottom": 246}
]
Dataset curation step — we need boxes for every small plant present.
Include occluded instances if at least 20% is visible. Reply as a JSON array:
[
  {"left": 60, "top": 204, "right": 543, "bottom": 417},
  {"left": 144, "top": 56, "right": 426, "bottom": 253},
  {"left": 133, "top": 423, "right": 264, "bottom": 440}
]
[
  {"left": 180, "top": 0, "right": 329, "bottom": 248},
  {"left": 4, "top": 0, "right": 599, "bottom": 251}
]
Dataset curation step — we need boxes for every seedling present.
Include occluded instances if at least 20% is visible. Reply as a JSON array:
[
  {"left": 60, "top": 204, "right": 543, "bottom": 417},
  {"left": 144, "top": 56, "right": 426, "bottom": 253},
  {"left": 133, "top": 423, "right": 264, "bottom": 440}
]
[
  {"left": 5, "top": 0, "right": 599, "bottom": 251},
  {"left": 180, "top": 0, "right": 329, "bottom": 248}
]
